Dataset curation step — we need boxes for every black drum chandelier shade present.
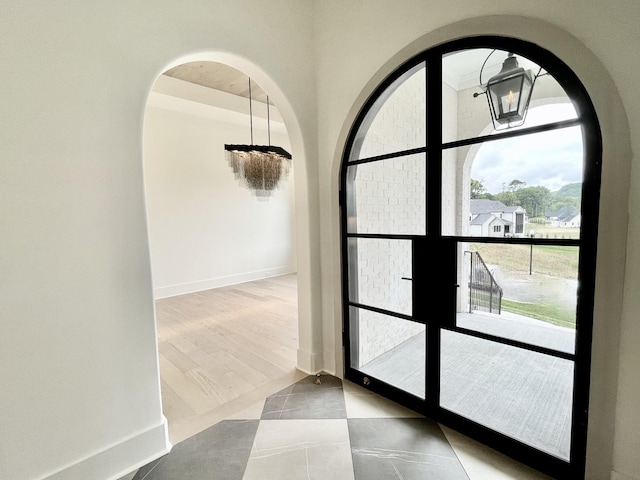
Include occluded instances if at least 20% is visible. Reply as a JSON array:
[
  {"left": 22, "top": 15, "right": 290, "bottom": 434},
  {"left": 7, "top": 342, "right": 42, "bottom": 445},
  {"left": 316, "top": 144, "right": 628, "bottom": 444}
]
[
  {"left": 475, "top": 51, "right": 538, "bottom": 129},
  {"left": 224, "top": 78, "right": 292, "bottom": 197}
]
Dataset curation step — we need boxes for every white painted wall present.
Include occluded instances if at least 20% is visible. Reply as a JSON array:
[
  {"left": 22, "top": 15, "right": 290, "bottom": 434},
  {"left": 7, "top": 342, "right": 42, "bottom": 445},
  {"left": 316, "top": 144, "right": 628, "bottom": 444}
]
[
  {"left": 144, "top": 77, "right": 296, "bottom": 298},
  {"left": 2, "top": 2, "right": 640, "bottom": 480},
  {"left": 0, "top": 2, "right": 317, "bottom": 480}
]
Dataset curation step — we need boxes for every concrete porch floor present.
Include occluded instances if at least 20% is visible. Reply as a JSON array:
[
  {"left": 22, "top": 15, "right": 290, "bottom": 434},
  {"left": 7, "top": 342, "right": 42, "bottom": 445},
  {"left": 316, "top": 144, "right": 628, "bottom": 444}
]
[{"left": 360, "top": 311, "right": 576, "bottom": 461}]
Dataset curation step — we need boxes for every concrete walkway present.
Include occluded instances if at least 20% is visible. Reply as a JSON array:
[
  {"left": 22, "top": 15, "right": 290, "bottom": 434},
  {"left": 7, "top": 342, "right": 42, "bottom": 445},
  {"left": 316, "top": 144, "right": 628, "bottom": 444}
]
[
  {"left": 457, "top": 310, "right": 575, "bottom": 354},
  {"left": 361, "top": 311, "right": 574, "bottom": 461}
]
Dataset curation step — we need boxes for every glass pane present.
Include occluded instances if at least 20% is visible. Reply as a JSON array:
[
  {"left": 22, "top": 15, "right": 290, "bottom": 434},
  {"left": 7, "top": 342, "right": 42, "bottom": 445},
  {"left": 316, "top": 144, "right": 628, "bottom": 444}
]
[
  {"left": 440, "top": 330, "right": 574, "bottom": 460},
  {"left": 442, "top": 125, "right": 583, "bottom": 238},
  {"left": 351, "top": 307, "right": 425, "bottom": 399},
  {"left": 457, "top": 243, "right": 578, "bottom": 354},
  {"left": 348, "top": 238, "right": 412, "bottom": 315},
  {"left": 346, "top": 153, "right": 426, "bottom": 235},
  {"left": 442, "top": 49, "right": 578, "bottom": 144},
  {"left": 349, "top": 63, "right": 426, "bottom": 161}
]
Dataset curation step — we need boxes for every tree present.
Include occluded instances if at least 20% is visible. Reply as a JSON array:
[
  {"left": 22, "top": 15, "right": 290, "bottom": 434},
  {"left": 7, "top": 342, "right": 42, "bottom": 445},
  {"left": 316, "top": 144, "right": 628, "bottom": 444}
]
[
  {"left": 516, "top": 185, "right": 551, "bottom": 218},
  {"left": 471, "top": 179, "right": 486, "bottom": 199},
  {"left": 471, "top": 179, "right": 494, "bottom": 199},
  {"left": 495, "top": 190, "right": 519, "bottom": 206},
  {"left": 506, "top": 179, "right": 526, "bottom": 192}
]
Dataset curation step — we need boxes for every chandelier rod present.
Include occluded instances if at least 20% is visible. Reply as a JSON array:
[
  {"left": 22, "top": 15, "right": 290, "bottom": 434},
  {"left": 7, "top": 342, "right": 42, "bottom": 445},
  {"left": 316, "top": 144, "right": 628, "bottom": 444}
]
[
  {"left": 248, "top": 78, "right": 254, "bottom": 144},
  {"left": 267, "top": 95, "right": 271, "bottom": 146}
]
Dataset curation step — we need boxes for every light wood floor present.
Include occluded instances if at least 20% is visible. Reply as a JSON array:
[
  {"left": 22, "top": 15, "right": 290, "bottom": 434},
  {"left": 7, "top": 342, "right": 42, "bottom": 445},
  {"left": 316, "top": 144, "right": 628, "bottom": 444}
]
[{"left": 155, "top": 273, "right": 305, "bottom": 444}]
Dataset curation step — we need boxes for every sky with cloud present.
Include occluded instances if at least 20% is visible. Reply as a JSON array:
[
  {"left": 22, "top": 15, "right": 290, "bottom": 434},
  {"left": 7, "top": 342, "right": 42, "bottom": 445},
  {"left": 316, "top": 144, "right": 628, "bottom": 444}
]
[{"left": 470, "top": 104, "right": 583, "bottom": 194}]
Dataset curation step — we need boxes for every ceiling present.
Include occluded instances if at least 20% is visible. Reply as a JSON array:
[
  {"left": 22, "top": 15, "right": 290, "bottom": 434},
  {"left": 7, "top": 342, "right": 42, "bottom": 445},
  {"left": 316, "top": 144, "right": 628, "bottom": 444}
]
[
  {"left": 163, "top": 52, "right": 542, "bottom": 105},
  {"left": 163, "top": 62, "right": 270, "bottom": 104}
]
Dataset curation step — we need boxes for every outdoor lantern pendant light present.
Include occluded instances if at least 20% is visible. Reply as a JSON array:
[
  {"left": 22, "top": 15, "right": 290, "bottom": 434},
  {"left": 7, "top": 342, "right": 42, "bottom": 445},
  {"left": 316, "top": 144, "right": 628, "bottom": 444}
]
[
  {"left": 224, "top": 78, "right": 291, "bottom": 197},
  {"left": 476, "top": 51, "right": 536, "bottom": 129}
]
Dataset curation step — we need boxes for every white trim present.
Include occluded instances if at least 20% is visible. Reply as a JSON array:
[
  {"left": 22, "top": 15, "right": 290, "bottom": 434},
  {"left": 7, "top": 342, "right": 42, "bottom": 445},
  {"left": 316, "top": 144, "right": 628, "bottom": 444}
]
[
  {"left": 296, "top": 348, "right": 322, "bottom": 374},
  {"left": 153, "top": 266, "right": 296, "bottom": 299},
  {"left": 39, "top": 420, "right": 170, "bottom": 480},
  {"left": 322, "top": 347, "right": 338, "bottom": 377}
]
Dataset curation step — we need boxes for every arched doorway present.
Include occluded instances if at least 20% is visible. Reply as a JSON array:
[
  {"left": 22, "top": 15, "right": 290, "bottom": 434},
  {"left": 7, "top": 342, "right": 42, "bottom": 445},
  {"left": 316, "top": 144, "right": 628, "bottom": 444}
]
[
  {"left": 340, "top": 37, "right": 601, "bottom": 478},
  {"left": 143, "top": 60, "right": 304, "bottom": 441}
]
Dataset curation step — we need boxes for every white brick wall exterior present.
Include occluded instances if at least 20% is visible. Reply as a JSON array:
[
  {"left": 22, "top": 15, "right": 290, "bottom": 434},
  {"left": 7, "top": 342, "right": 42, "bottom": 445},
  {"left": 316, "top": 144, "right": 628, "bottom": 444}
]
[
  {"left": 350, "top": 61, "right": 570, "bottom": 368},
  {"left": 353, "top": 68, "right": 427, "bottom": 366}
]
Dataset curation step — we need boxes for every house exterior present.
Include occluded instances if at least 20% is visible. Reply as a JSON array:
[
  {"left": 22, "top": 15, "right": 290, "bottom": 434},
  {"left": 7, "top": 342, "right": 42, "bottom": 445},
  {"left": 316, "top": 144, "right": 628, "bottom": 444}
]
[
  {"left": 546, "top": 206, "right": 581, "bottom": 228},
  {"left": 470, "top": 199, "right": 527, "bottom": 237}
]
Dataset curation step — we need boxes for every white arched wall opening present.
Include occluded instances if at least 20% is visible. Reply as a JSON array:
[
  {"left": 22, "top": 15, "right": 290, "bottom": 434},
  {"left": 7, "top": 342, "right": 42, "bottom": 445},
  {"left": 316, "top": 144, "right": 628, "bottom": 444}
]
[
  {"left": 143, "top": 52, "right": 321, "bottom": 379},
  {"left": 327, "top": 17, "right": 630, "bottom": 480}
]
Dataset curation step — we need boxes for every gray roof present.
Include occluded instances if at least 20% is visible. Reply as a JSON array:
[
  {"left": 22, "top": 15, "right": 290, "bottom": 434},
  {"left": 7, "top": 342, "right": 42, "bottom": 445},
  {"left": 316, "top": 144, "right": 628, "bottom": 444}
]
[
  {"left": 470, "top": 212, "right": 500, "bottom": 226},
  {"left": 470, "top": 199, "right": 523, "bottom": 215},
  {"left": 545, "top": 206, "right": 580, "bottom": 222}
]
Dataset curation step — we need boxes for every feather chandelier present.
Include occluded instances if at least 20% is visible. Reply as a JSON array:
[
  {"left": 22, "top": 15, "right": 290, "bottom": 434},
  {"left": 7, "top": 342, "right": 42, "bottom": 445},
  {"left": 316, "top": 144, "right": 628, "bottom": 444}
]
[{"left": 224, "top": 78, "right": 291, "bottom": 197}]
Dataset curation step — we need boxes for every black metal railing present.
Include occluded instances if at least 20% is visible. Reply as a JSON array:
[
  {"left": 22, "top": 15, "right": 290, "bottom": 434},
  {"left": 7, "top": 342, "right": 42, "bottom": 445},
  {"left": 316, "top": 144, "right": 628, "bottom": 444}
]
[{"left": 468, "top": 251, "right": 503, "bottom": 314}]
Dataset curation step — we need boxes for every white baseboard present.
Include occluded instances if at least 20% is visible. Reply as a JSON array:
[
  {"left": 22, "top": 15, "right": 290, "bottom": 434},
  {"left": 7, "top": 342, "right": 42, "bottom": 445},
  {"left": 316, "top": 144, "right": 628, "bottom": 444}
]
[
  {"left": 41, "top": 419, "right": 171, "bottom": 480},
  {"left": 321, "top": 347, "right": 337, "bottom": 377},
  {"left": 153, "top": 266, "right": 296, "bottom": 299},
  {"left": 297, "top": 348, "right": 322, "bottom": 374}
]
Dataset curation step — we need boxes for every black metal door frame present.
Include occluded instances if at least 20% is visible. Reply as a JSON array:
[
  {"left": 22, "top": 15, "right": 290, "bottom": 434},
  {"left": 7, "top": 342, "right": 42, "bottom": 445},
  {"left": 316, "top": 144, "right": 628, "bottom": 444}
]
[{"left": 340, "top": 36, "right": 601, "bottom": 479}]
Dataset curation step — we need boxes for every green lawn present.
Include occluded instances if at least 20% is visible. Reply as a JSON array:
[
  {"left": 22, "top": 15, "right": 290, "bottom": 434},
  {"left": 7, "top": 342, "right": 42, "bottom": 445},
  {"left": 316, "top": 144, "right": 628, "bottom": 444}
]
[
  {"left": 526, "top": 222, "right": 580, "bottom": 240},
  {"left": 469, "top": 235, "right": 579, "bottom": 328},
  {"left": 470, "top": 242, "right": 579, "bottom": 279},
  {"left": 501, "top": 299, "right": 576, "bottom": 328}
]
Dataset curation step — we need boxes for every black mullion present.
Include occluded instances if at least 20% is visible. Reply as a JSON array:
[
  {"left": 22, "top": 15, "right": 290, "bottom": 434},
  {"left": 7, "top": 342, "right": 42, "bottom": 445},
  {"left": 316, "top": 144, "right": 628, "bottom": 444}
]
[
  {"left": 424, "top": 55, "right": 443, "bottom": 412},
  {"left": 426, "top": 58, "right": 442, "bottom": 236},
  {"left": 442, "top": 117, "right": 581, "bottom": 151},
  {"left": 450, "top": 235, "right": 581, "bottom": 247},
  {"left": 347, "top": 146, "right": 427, "bottom": 166},
  {"left": 347, "top": 301, "right": 415, "bottom": 324},
  {"left": 346, "top": 233, "right": 418, "bottom": 241},
  {"left": 448, "top": 326, "right": 576, "bottom": 361}
]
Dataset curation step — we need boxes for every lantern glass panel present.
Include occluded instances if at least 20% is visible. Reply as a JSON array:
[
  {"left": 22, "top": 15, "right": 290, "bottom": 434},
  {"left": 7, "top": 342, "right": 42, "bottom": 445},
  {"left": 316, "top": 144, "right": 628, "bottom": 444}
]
[
  {"left": 489, "top": 75, "right": 526, "bottom": 122},
  {"left": 490, "top": 71, "right": 535, "bottom": 126}
]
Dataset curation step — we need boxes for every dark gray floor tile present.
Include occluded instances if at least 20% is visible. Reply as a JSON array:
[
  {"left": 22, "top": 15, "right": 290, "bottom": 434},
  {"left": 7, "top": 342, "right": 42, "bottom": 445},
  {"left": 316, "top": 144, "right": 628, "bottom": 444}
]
[
  {"left": 131, "top": 457, "right": 163, "bottom": 480},
  {"left": 261, "top": 374, "right": 347, "bottom": 419},
  {"left": 291, "top": 374, "right": 343, "bottom": 392},
  {"left": 348, "top": 418, "right": 469, "bottom": 480},
  {"left": 133, "top": 420, "right": 259, "bottom": 480}
]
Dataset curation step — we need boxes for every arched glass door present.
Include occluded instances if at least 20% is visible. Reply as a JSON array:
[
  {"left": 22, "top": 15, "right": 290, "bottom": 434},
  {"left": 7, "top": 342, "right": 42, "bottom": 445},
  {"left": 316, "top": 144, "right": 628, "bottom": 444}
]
[{"left": 340, "top": 37, "right": 601, "bottom": 479}]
